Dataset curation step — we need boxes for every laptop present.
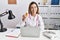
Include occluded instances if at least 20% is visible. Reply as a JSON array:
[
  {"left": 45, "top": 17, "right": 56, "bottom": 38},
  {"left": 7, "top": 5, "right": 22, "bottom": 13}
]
[{"left": 20, "top": 26, "right": 40, "bottom": 37}]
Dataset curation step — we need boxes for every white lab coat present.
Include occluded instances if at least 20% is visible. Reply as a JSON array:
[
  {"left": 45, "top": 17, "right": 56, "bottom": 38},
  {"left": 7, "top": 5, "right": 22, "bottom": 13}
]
[
  {"left": 16, "top": 14, "right": 44, "bottom": 33},
  {"left": 24, "top": 14, "right": 44, "bottom": 32}
]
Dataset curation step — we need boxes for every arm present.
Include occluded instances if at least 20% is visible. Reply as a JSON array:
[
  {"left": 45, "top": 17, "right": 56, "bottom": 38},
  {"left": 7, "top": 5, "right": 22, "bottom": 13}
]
[
  {"left": 21, "top": 12, "right": 29, "bottom": 27},
  {"left": 39, "top": 15, "right": 44, "bottom": 33}
]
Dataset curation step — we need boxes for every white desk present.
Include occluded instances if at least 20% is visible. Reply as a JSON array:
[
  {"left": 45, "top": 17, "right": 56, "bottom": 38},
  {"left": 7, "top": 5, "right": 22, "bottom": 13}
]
[{"left": 0, "top": 28, "right": 60, "bottom": 40}]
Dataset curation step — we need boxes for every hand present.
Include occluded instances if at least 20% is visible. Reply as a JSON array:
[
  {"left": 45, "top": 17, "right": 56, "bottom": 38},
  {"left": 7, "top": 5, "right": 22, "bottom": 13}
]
[
  {"left": 22, "top": 15, "right": 26, "bottom": 21},
  {"left": 22, "top": 13, "right": 28, "bottom": 21}
]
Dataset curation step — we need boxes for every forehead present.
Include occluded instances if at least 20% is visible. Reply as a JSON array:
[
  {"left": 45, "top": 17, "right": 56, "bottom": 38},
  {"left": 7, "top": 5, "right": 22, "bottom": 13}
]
[{"left": 31, "top": 4, "right": 37, "bottom": 7}]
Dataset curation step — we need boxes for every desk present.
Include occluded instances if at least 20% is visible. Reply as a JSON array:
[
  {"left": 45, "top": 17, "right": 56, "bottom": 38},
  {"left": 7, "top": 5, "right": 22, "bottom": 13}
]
[{"left": 0, "top": 28, "right": 60, "bottom": 40}]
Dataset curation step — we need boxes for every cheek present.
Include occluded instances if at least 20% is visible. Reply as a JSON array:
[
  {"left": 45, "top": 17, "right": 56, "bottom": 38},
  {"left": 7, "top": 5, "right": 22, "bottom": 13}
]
[
  {"left": 34, "top": 8, "right": 37, "bottom": 12},
  {"left": 30, "top": 8, "right": 33, "bottom": 12},
  {"left": 35, "top": 8, "right": 37, "bottom": 12}
]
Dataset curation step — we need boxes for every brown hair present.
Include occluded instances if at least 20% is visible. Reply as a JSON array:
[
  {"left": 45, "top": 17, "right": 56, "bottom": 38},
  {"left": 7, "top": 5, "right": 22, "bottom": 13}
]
[{"left": 28, "top": 2, "right": 39, "bottom": 14}]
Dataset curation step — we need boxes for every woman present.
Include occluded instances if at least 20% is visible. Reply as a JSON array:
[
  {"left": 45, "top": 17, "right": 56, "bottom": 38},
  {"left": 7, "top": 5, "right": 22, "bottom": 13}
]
[{"left": 22, "top": 2, "right": 44, "bottom": 31}]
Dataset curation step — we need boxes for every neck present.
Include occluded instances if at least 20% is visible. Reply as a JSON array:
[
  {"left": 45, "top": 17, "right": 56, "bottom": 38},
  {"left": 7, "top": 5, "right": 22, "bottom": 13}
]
[{"left": 31, "top": 13, "right": 36, "bottom": 17}]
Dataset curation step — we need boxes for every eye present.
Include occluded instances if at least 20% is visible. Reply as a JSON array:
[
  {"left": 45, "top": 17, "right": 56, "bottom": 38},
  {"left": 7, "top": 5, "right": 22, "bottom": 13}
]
[{"left": 31, "top": 7, "right": 33, "bottom": 8}]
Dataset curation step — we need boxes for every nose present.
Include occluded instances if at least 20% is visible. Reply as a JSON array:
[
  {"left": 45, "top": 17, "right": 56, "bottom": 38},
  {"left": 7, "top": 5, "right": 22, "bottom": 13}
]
[{"left": 33, "top": 8, "right": 35, "bottom": 11}]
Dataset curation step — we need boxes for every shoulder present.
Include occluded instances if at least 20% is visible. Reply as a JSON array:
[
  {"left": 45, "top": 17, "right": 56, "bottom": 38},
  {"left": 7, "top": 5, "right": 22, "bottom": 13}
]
[
  {"left": 37, "top": 14, "right": 42, "bottom": 18},
  {"left": 37, "top": 14, "right": 43, "bottom": 21}
]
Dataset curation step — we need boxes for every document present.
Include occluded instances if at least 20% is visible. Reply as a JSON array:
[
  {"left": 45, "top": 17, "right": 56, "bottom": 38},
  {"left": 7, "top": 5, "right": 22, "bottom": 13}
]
[{"left": 6, "top": 29, "right": 21, "bottom": 38}]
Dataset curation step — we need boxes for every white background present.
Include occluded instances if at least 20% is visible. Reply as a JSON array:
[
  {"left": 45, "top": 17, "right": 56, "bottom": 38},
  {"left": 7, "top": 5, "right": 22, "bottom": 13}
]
[{"left": 0, "top": 0, "right": 60, "bottom": 29}]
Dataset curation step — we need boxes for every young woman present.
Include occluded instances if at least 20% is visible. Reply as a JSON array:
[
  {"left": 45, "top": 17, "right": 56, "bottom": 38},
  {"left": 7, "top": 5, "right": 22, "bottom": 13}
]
[{"left": 22, "top": 2, "right": 44, "bottom": 31}]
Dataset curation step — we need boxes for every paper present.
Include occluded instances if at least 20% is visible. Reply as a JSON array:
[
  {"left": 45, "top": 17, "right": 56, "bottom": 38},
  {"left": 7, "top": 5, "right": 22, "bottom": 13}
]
[
  {"left": 43, "top": 31, "right": 56, "bottom": 40},
  {"left": 6, "top": 29, "right": 21, "bottom": 38}
]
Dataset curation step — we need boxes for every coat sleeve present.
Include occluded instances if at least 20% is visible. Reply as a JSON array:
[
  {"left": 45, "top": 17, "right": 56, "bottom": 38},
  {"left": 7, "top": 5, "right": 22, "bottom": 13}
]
[{"left": 39, "top": 15, "right": 44, "bottom": 33}]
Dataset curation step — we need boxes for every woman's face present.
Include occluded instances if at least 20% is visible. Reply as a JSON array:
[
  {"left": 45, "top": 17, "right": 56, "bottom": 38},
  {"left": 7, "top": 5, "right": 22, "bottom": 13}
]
[{"left": 30, "top": 4, "right": 37, "bottom": 15}]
